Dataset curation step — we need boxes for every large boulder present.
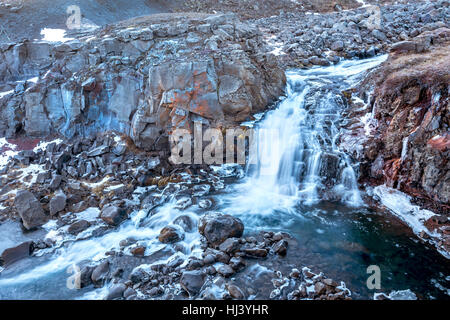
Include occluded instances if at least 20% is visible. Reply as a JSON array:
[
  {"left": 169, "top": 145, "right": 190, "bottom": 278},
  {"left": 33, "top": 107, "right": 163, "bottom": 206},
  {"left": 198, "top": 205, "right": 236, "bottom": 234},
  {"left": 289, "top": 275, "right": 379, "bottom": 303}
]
[
  {"left": 14, "top": 190, "right": 47, "bottom": 230},
  {"left": 100, "top": 205, "right": 127, "bottom": 226},
  {"left": 198, "top": 212, "right": 244, "bottom": 247}
]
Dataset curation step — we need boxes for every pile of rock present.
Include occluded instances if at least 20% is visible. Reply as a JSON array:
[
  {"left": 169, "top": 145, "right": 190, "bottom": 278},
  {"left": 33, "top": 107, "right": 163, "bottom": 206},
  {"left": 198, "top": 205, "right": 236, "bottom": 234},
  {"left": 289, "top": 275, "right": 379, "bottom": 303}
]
[
  {"left": 176, "top": 0, "right": 362, "bottom": 20},
  {"left": 0, "top": 132, "right": 163, "bottom": 230},
  {"left": 255, "top": 0, "right": 449, "bottom": 68}
]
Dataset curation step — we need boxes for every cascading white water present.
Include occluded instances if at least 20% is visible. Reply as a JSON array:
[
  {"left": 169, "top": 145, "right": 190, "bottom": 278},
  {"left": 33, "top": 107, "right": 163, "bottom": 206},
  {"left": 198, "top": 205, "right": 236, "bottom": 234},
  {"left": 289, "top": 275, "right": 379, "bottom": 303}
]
[{"left": 221, "top": 55, "right": 388, "bottom": 219}]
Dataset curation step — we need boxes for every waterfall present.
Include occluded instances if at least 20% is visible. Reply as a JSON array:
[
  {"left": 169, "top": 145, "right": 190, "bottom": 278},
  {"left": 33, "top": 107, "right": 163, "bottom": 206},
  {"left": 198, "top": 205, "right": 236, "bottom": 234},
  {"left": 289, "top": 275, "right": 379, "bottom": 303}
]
[{"left": 225, "top": 55, "right": 388, "bottom": 217}]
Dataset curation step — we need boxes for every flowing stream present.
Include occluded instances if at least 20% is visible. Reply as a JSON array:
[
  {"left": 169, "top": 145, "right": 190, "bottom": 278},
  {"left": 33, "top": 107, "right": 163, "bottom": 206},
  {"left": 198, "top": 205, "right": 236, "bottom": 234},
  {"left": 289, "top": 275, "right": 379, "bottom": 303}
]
[{"left": 0, "top": 56, "right": 449, "bottom": 299}]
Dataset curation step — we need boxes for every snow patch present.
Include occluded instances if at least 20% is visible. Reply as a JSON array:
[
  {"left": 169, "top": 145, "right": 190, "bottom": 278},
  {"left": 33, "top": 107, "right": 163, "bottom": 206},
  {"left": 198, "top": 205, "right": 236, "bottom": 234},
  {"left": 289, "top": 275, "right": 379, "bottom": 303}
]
[
  {"left": 0, "top": 90, "right": 14, "bottom": 99},
  {"left": 40, "top": 28, "right": 74, "bottom": 42},
  {"left": 371, "top": 185, "right": 436, "bottom": 236},
  {"left": 33, "top": 139, "right": 63, "bottom": 153}
]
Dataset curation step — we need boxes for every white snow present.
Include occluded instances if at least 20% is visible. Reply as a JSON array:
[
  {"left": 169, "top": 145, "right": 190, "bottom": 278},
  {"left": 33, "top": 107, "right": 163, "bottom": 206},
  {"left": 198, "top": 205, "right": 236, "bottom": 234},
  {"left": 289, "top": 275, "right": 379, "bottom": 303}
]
[
  {"left": 81, "top": 176, "right": 112, "bottom": 189},
  {"left": 33, "top": 139, "right": 63, "bottom": 152},
  {"left": 0, "top": 138, "right": 18, "bottom": 168},
  {"left": 75, "top": 207, "right": 100, "bottom": 222},
  {"left": 16, "top": 163, "right": 47, "bottom": 187},
  {"left": 372, "top": 185, "right": 436, "bottom": 236},
  {"left": 379, "top": 289, "right": 418, "bottom": 300},
  {"left": 40, "top": 28, "right": 74, "bottom": 42},
  {"left": 0, "top": 90, "right": 14, "bottom": 99},
  {"left": 27, "top": 77, "right": 39, "bottom": 84},
  {"left": 104, "top": 184, "right": 125, "bottom": 192}
]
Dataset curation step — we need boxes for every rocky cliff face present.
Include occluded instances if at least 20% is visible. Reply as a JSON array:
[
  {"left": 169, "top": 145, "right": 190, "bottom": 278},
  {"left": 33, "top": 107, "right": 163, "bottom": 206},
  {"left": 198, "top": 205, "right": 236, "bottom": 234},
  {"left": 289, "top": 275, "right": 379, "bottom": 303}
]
[
  {"left": 341, "top": 28, "right": 450, "bottom": 213},
  {"left": 0, "top": 13, "right": 285, "bottom": 151}
]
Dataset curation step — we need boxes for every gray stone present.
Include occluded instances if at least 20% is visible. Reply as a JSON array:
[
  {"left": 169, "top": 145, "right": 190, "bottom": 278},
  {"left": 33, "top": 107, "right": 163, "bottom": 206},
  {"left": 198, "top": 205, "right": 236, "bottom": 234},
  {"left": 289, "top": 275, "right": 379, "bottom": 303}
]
[
  {"left": 272, "top": 239, "right": 288, "bottom": 256},
  {"left": 100, "top": 205, "right": 127, "bottom": 226},
  {"left": 91, "top": 261, "right": 110, "bottom": 284},
  {"left": 123, "top": 287, "right": 136, "bottom": 299},
  {"left": 331, "top": 40, "right": 344, "bottom": 51},
  {"left": 227, "top": 284, "right": 245, "bottom": 299},
  {"left": 0, "top": 241, "right": 33, "bottom": 267},
  {"left": 218, "top": 238, "right": 241, "bottom": 254},
  {"left": 371, "top": 29, "right": 387, "bottom": 41},
  {"left": 14, "top": 190, "right": 47, "bottom": 230},
  {"left": 217, "top": 264, "right": 235, "bottom": 278},
  {"left": 180, "top": 270, "right": 205, "bottom": 296},
  {"left": 158, "top": 226, "right": 184, "bottom": 243},
  {"left": 68, "top": 220, "right": 91, "bottom": 235},
  {"left": 198, "top": 213, "right": 244, "bottom": 247},
  {"left": 173, "top": 215, "right": 194, "bottom": 232},
  {"left": 49, "top": 191, "right": 66, "bottom": 216},
  {"left": 106, "top": 283, "right": 127, "bottom": 300}
]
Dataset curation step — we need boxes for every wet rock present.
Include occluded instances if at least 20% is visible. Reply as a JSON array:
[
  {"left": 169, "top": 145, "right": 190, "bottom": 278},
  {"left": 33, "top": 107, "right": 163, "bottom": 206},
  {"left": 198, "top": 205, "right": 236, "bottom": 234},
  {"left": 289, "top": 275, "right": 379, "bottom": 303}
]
[
  {"left": 167, "top": 256, "right": 184, "bottom": 269},
  {"left": 148, "top": 286, "right": 163, "bottom": 297},
  {"left": 123, "top": 287, "right": 137, "bottom": 299},
  {"left": 315, "top": 282, "right": 327, "bottom": 295},
  {"left": 331, "top": 40, "right": 344, "bottom": 51},
  {"left": 77, "top": 266, "right": 94, "bottom": 288},
  {"left": 229, "top": 257, "right": 246, "bottom": 271},
  {"left": 205, "top": 248, "right": 230, "bottom": 264},
  {"left": 173, "top": 215, "right": 194, "bottom": 232},
  {"left": 205, "top": 266, "right": 217, "bottom": 276},
  {"left": 202, "top": 254, "right": 216, "bottom": 265},
  {"left": 289, "top": 268, "right": 301, "bottom": 279},
  {"left": 180, "top": 270, "right": 206, "bottom": 296},
  {"left": 131, "top": 246, "right": 146, "bottom": 257},
  {"left": 198, "top": 212, "right": 244, "bottom": 247},
  {"left": 218, "top": 238, "right": 241, "bottom": 254},
  {"left": 87, "top": 146, "right": 110, "bottom": 157},
  {"left": 106, "top": 283, "right": 127, "bottom": 300},
  {"left": 227, "top": 284, "right": 246, "bottom": 299},
  {"left": 0, "top": 241, "right": 33, "bottom": 267},
  {"left": 36, "top": 171, "right": 51, "bottom": 184},
  {"left": 242, "top": 247, "right": 268, "bottom": 258},
  {"left": 323, "top": 278, "right": 338, "bottom": 287},
  {"left": 319, "top": 153, "right": 341, "bottom": 183},
  {"left": 309, "top": 56, "right": 330, "bottom": 66},
  {"left": 68, "top": 220, "right": 91, "bottom": 235},
  {"left": 272, "top": 239, "right": 288, "bottom": 256},
  {"left": 351, "top": 27, "right": 450, "bottom": 213},
  {"left": 91, "top": 261, "right": 110, "bottom": 285},
  {"left": 158, "top": 226, "right": 184, "bottom": 244},
  {"left": 100, "top": 205, "right": 127, "bottom": 226},
  {"left": 14, "top": 190, "right": 47, "bottom": 230},
  {"left": 217, "top": 264, "right": 235, "bottom": 278},
  {"left": 129, "top": 268, "right": 149, "bottom": 284},
  {"left": 49, "top": 191, "right": 66, "bottom": 216},
  {"left": 71, "top": 201, "right": 89, "bottom": 213},
  {"left": 186, "top": 259, "right": 204, "bottom": 270}
]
